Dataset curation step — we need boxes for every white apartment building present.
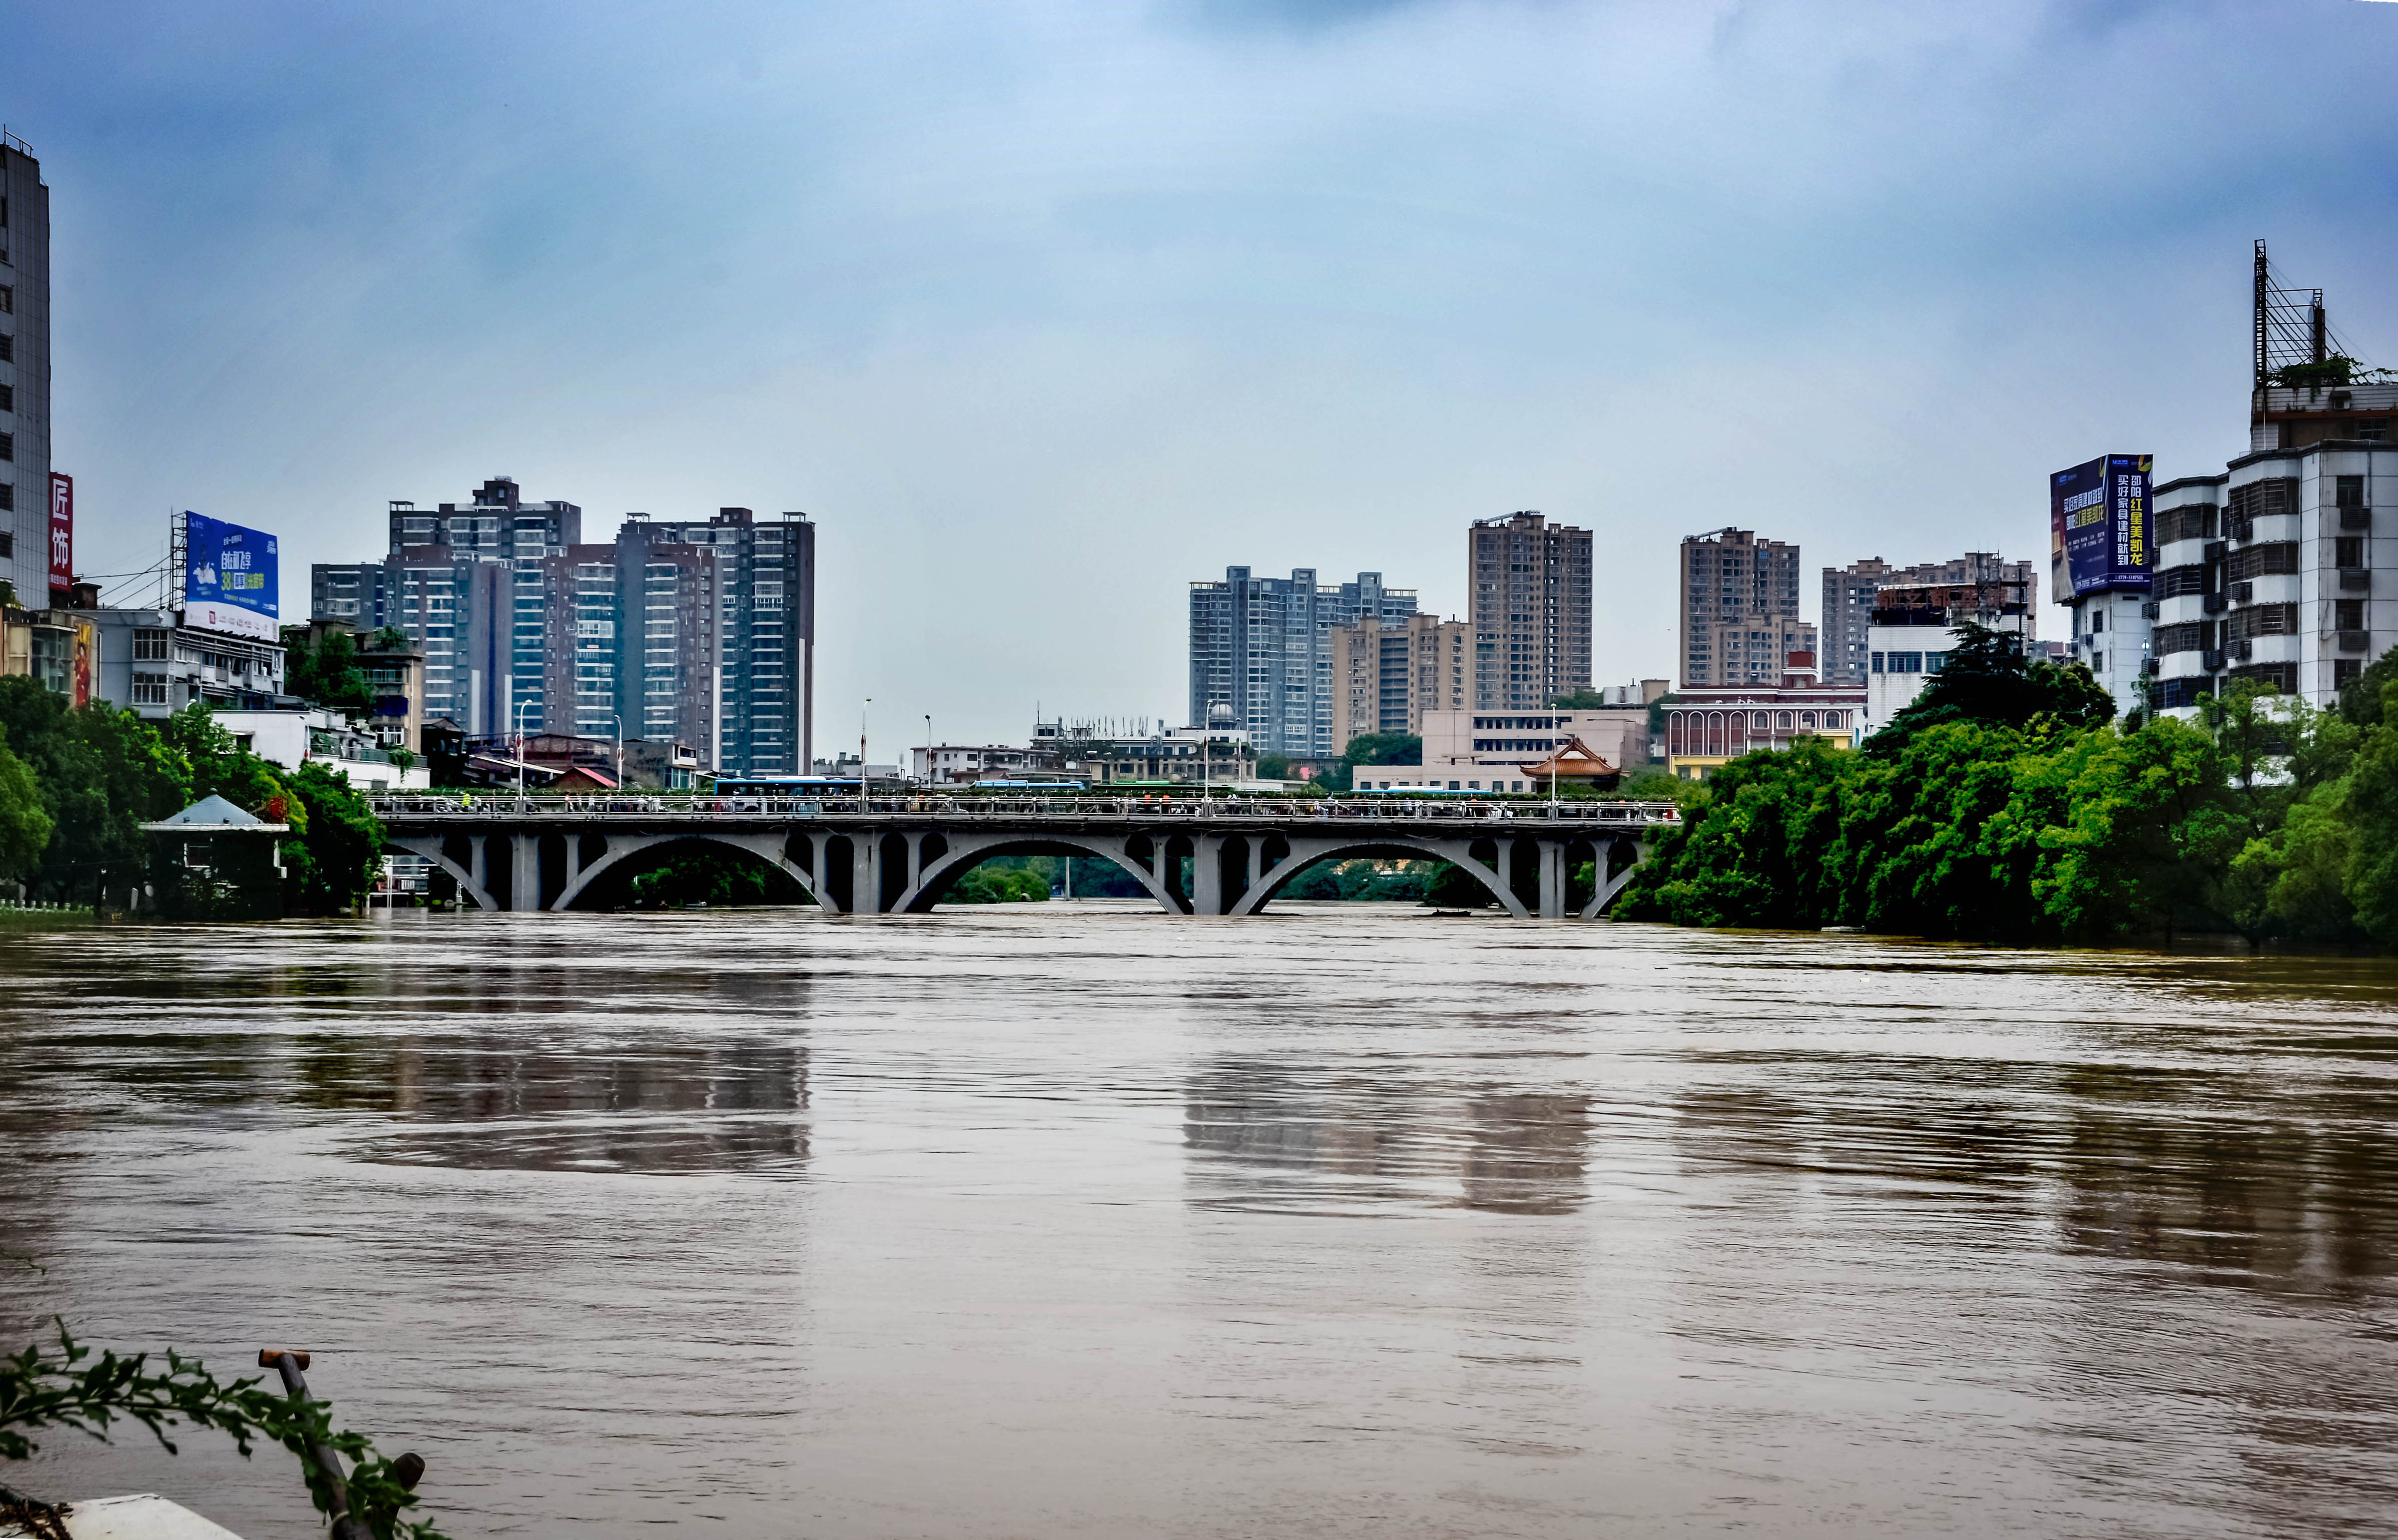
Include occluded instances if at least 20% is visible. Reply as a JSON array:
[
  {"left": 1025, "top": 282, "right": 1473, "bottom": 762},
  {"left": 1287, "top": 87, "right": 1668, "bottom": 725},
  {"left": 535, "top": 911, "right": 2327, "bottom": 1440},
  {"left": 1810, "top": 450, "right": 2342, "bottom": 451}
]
[{"left": 2153, "top": 441, "right": 2398, "bottom": 714}]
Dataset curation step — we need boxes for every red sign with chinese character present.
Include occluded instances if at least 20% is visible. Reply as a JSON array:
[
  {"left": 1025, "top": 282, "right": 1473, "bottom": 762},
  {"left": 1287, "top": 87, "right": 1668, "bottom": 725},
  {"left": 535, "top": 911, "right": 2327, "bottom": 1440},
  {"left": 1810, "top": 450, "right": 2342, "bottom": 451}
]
[{"left": 47, "top": 473, "right": 73, "bottom": 593}]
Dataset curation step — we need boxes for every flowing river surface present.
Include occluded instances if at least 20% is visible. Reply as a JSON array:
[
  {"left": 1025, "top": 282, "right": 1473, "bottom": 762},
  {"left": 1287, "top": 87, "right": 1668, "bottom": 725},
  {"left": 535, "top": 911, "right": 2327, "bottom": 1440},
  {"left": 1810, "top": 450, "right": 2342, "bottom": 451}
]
[{"left": 4, "top": 905, "right": 2398, "bottom": 1539}]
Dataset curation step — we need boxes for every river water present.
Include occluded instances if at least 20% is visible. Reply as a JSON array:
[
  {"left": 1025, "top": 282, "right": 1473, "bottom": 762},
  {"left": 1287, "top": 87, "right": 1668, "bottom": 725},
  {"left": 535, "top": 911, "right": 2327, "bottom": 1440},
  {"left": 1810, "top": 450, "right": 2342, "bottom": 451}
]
[{"left": 3, "top": 906, "right": 2397, "bottom": 1538}]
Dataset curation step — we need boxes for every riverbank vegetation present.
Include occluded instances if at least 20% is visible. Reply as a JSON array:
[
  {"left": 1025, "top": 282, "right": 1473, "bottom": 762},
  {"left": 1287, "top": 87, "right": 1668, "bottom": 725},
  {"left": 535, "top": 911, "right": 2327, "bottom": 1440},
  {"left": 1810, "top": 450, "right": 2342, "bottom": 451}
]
[
  {"left": 1618, "top": 626, "right": 2398, "bottom": 948},
  {"left": 0, "top": 679, "right": 383, "bottom": 916}
]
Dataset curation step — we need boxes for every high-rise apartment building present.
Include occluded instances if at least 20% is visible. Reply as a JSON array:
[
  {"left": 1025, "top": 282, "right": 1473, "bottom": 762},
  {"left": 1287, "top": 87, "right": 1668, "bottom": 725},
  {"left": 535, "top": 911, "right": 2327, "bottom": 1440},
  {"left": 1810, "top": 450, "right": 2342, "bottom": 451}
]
[
  {"left": 617, "top": 509, "right": 814, "bottom": 776},
  {"left": 1468, "top": 513, "right": 1592, "bottom": 710},
  {"left": 1189, "top": 567, "right": 1417, "bottom": 757},
  {"left": 1679, "top": 527, "right": 1810, "bottom": 687},
  {"left": 1822, "top": 553, "right": 2037, "bottom": 685},
  {"left": 0, "top": 133, "right": 52, "bottom": 603},
  {"left": 313, "top": 484, "right": 811, "bottom": 772},
  {"left": 1331, "top": 613, "right": 1472, "bottom": 745}
]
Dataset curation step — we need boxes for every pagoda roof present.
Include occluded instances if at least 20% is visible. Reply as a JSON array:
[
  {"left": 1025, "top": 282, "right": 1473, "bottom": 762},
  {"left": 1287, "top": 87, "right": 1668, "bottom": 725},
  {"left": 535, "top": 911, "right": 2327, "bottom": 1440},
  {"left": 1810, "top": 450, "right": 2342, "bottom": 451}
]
[{"left": 1515, "top": 734, "right": 1620, "bottom": 779}]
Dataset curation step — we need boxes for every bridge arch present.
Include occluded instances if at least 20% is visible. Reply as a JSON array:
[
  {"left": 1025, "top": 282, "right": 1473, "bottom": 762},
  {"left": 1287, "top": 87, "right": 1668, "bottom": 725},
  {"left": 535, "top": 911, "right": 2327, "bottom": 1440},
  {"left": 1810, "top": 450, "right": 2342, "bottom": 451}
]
[
  {"left": 1227, "top": 837, "right": 1525, "bottom": 918},
  {"left": 898, "top": 833, "right": 1177, "bottom": 914},
  {"left": 554, "top": 831, "right": 818, "bottom": 911}
]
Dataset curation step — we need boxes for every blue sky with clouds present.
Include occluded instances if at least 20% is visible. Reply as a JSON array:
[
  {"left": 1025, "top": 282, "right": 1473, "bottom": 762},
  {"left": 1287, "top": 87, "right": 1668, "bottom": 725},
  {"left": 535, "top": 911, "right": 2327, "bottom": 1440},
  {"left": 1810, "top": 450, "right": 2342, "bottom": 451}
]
[{"left": 7, "top": 0, "right": 2398, "bottom": 742}]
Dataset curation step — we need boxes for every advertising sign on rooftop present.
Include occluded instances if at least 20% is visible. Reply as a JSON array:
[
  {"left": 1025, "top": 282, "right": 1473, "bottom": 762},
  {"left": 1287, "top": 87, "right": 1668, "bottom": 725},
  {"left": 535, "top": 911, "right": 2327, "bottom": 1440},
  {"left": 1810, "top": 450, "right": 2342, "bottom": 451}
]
[
  {"left": 47, "top": 473, "right": 72, "bottom": 595},
  {"left": 183, "top": 513, "right": 280, "bottom": 642},
  {"left": 2049, "top": 454, "right": 2152, "bottom": 599}
]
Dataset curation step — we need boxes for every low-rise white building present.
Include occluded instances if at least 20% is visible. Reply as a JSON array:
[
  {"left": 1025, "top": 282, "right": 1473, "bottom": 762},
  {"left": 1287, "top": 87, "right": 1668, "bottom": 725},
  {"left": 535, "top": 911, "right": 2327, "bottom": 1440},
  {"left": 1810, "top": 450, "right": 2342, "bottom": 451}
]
[
  {"left": 215, "top": 707, "right": 432, "bottom": 791},
  {"left": 1862, "top": 577, "right": 2034, "bottom": 737}
]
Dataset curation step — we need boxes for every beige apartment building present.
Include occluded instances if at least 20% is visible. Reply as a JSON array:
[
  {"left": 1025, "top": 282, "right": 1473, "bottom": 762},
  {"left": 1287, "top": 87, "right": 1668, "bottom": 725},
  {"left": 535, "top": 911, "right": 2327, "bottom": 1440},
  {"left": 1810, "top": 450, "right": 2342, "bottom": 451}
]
[
  {"left": 1680, "top": 527, "right": 1812, "bottom": 687},
  {"left": 1332, "top": 613, "right": 1472, "bottom": 746}
]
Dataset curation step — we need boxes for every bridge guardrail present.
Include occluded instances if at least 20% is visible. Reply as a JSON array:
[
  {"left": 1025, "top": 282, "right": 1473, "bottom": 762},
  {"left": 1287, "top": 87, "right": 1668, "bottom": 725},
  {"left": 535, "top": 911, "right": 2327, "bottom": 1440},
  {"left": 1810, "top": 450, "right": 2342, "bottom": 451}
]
[{"left": 367, "top": 794, "right": 1684, "bottom": 826}]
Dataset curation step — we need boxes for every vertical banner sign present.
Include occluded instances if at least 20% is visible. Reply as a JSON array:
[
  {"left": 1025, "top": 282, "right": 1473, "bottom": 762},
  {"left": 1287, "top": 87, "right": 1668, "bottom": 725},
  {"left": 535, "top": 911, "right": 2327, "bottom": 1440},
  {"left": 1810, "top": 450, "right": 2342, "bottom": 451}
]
[
  {"left": 70, "top": 619, "right": 93, "bottom": 708},
  {"left": 2108, "top": 454, "right": 2153, "bottom": 591},
  {"left": 181, "top": 512, "right": 281, "bottom": 641},
  {"left": 2050, "top": 454, "right": 2153, "bottom": 598},
  {"left": 47, "top": 473, "right": 73, "bottom": 593}
]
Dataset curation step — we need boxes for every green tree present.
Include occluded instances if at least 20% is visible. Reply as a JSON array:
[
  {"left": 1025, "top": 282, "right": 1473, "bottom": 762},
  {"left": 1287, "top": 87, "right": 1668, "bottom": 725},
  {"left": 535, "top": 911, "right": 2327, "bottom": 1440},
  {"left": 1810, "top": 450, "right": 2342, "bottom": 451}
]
[
  {"left": 1550, "top": 687, "right": 1609, "bottom": 709},
  {"left": 1341, "top": 732, "right": 1421, "bottom": 767},
  {"left": 0, "top": 680, "right": 192, "bottom": 902},
  {"left": 0, "top": 724, "right": 54, "bottom": 885},
  {"left": 283, "top": 764, "right": 386, "bottom": 915},
  {"left": 2026, "top": 717, "right": 2241, "bottom": 944},
  {"left": 280, "top": 627, "right": 372, "bottom": 711},
  {"left": 2334, "top": 683, "right": 2398, "bottom": 947},
  {"left": 2338, "top": 644, "right": 2398, "bottom": 727},
  {"left": 1866, "top": 623, "right": 2114, "bottom": 757}
]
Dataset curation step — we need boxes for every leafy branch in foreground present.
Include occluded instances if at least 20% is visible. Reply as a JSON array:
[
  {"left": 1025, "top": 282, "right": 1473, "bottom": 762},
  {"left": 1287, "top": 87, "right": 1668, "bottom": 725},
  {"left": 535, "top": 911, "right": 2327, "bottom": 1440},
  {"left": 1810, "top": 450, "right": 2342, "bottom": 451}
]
[{"left": 0, "top": 1320, "right": 447, "bottom": 1540}]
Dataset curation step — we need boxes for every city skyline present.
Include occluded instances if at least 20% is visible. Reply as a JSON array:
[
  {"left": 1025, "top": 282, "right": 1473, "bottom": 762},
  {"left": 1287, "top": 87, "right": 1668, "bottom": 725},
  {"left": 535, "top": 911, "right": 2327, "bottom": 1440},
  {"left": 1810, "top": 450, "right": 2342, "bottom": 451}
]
[{"left": 7, "top": 2, "right": 2398, "bottom": 743}]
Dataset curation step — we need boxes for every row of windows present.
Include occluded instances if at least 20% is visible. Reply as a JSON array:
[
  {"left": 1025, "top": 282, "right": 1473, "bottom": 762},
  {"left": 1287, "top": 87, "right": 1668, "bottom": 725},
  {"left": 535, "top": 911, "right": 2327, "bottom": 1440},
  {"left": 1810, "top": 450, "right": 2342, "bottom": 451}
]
[{"left": 1871, "top": 651, "right": 1944, "bottom": 674}]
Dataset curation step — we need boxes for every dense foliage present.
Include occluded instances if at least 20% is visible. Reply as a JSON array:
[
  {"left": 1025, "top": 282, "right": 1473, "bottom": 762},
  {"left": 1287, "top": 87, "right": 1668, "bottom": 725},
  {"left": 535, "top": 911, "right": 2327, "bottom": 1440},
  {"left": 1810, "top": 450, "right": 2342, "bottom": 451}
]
[
  {"left": 0, "top": 679, "right": 383, "bottom": 914},
  {"left": 2, "top": 1320, "right": 446, "bottom": 1539},
  {"left": 1618, "top": 634, "right": 2398, "bottom": 949}
]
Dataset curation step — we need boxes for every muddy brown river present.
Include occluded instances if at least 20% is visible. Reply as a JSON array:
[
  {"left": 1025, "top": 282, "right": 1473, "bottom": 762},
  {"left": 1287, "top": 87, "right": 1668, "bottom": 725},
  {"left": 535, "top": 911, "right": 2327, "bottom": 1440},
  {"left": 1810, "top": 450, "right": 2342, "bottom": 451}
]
[{"left": 3, "top": 906, "right": 2395, "bottom": 1537}]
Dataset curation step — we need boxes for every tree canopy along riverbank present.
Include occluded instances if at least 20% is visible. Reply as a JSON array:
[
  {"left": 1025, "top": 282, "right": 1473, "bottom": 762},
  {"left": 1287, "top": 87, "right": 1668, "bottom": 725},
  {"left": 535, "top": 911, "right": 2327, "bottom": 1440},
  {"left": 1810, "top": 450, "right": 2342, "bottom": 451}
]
[
  {"left": 1619, "top": 627, "right": 2398, "bottom": 949},
  {"left": 0, "top": 678, "right": 383, "bottom": 917}
]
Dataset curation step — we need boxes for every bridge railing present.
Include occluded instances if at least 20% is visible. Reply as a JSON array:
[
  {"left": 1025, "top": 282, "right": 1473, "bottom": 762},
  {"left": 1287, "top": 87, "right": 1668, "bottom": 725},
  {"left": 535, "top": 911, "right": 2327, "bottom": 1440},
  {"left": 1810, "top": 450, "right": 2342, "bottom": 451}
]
[{"left": 367, "top": 794, "right": 1684, "bottom": 827}]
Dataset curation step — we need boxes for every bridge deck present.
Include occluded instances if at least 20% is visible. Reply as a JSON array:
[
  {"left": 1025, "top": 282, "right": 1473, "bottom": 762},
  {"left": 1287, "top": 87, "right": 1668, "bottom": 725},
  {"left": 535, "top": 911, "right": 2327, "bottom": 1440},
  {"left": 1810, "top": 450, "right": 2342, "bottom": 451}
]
[{"left": 367, "top": 796, "right": 1679, "bottom": 919}]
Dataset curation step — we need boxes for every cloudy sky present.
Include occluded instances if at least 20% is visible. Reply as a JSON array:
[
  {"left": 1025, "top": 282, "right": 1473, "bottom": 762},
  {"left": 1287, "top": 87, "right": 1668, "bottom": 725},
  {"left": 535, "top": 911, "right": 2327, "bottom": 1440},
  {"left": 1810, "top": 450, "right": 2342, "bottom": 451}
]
[{"left": 9, "top": 0, "right": 2398, "bottom": 743}]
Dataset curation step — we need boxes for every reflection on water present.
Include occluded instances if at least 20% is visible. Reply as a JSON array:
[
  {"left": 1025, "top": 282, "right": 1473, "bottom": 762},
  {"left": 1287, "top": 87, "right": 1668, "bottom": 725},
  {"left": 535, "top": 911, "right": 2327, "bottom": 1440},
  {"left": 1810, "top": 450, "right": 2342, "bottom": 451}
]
[{"left": 3, "top": 911, "right": 2398, "bottom": 1538}]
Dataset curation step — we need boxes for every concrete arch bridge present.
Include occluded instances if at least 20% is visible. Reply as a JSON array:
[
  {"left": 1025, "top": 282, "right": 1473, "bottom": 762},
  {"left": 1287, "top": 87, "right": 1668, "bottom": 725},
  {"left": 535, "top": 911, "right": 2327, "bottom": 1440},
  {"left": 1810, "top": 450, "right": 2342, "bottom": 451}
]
[{"left": 371, "top": 795, "right": 1680, "bottom": 919}]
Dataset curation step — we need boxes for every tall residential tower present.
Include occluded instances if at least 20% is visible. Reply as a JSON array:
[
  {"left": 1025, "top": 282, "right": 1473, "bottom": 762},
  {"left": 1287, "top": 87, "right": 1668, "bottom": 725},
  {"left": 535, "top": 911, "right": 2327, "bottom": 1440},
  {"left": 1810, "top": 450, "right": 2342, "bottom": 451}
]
[
  {"left": 1467, "top": 512, "right": 1592, "bottom": 710},
  {"left": 0, "top": 132, "right": 51, "bottom": 602},
  {"left": 1189, "top": 567, "right": 1417, "bottom": 757},
  {"left": 1679, "top": 527, "right": 1811, "bottom": 688}
]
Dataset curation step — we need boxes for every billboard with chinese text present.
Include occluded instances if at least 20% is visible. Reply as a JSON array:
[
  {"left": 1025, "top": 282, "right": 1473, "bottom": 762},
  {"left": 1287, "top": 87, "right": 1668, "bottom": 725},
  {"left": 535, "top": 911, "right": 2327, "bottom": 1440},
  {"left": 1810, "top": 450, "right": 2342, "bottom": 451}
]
[
  {"left": 47, "top": 473, "right": 73, "bottom": 594},
  {"left": 2050, "top": 454, "right": 2151, "bottom": 598},
  {"left": 183, "top": 513, "right": 281, "bottom": 642}
]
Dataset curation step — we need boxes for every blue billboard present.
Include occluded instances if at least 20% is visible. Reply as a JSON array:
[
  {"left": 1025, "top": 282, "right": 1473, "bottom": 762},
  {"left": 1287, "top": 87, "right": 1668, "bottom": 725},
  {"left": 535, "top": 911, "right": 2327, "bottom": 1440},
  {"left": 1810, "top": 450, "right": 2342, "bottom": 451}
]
[
  {"left": 2050, "top": 454, "right": 2151, "bottom": 598},
  {"left": 183, "top": 513, "right": 281, "bottom": 641}
]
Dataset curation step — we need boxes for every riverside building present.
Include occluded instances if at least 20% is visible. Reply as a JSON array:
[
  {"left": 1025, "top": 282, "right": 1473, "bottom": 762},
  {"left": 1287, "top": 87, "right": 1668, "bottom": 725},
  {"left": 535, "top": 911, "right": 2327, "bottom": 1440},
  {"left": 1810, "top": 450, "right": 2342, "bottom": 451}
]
[
  {"left": 1680, "top": 527, "right": 1812, "bottom": 688},
  {"left": 1824, "top": 554, "right": 2037, "bottom": 686},
  {"left": 2151, "top": 246, "right": 2398, "bottom": 715},
  {"left": 1468, "top": 512, "right": 1593, "bottom": 710},
  {"left": 1861, "top": 575, "right": 2033, "bottom": 737},
  {"left": 0, "top": 132, "right": 50, "bottom": 604},
  {"left": 1188, "top": 567, "right": 1418, "bottom": 757},
  {"left": 1663, "top": 653, "right": 1862, "bottom": 780}
]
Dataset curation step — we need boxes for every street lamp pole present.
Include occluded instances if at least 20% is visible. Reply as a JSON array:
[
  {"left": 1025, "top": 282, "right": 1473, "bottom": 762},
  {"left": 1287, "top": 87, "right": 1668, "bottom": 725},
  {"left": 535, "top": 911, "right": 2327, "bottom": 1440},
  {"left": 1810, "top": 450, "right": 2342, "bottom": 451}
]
[
  {"left": 861, "top": 698, "right": 871, "bottom": 795},
  {"left": 610, "top": 713, "right": 622, "bottom": 791},
  {"left": 924, "top": 713, "right": 932, "bottom": 787},
  {"left": 514, "top": 698, "right": 535, "bottom": 796}
]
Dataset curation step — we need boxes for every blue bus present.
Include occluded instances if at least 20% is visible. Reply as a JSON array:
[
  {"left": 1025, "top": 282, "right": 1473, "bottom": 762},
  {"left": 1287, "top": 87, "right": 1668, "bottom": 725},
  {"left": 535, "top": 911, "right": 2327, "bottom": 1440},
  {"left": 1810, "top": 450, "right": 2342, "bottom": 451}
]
[{"left": 709, "top": 775, "right": 861, "bottom": 796}]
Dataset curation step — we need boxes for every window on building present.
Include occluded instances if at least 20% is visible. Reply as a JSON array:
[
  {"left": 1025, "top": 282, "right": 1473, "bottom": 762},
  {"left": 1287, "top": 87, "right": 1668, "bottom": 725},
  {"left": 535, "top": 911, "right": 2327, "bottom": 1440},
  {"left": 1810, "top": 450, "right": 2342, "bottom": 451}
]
[
  {"left": 2090, "top": 611, "right": 2105, "bottom": 634},
  {"left": 2336, "top": 659, "right": 2365, "bottom": 690},
  {"left": 1870, "top": 651, "right": 1884, "bottom": 673},
  {"left": 131, "top": 672, "right": 169, "bottom": 706},
  {"left": 0, "top": 482, "right": 11, "bottom": 512},
  {"left": 2337, "top": 537, "right": 2366, "bottom": 569},
  {"left": 0, "top": 433, "right": 12, "bottom": 463},
  {"left": 2338, "top": 476, "right": 2367, "bottom": 510},
  {"left": 0, "top": 334, "right": 10, "bottom": 362},
  {"left": 0, "top": 385, "right": 11, "bottom": 412},
  {"left": 133, "top": 629, "right": 169, "bottom": 660},
  {"left": 0, "top": 286, "right": 12, "bottom": 314},
  {"left": 2337, "top": 599, "right": 2366, "bottom": 631}
]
